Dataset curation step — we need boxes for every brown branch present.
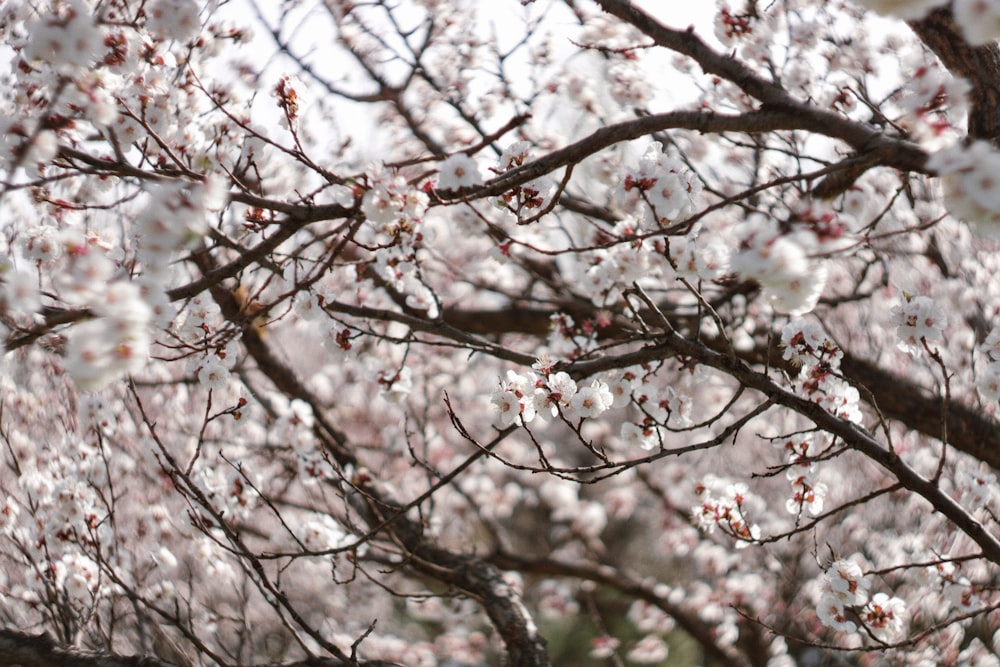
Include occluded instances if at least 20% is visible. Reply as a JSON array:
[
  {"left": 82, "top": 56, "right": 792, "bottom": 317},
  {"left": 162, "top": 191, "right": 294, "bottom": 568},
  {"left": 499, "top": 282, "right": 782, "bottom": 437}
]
[
  {"left": 4, "top": 306, "right": 91, "bottom": 352},
  {"left": 436, "top": 303, "right": 1000, "bottom": 471},
  {"left": 192, "top": 255, "right": 553, "bottom": 667},
  {"left": 165, "top": 209, "right": 355, "bottom": 304},
  {"left": 654, "top": 331, "right": 1000, "bottom": 565},
  {"left": 910, "top": 8, "right": 1000, "bottom": 142},
  {"left": 593, "top": 0, "right": 794, "bottom": 107},
  {"left": 439, "top": 109, "right": 930, "bottom": 203},
  {"left": 0, "top": 629, "right": 400, "bottom": 667},
  {"left": 488, "top": 553, "right": 751, "bottom": 667}
]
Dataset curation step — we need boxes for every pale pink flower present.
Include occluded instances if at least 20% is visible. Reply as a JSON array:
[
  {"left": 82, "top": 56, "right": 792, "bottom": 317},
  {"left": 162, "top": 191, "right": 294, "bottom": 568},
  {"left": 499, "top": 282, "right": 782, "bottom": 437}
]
[
  {"left": 2, "top": 270, "right": 40, "bottom": 313},
  {"left": 437, "top": 153, "right": 483, "bottom": 190},
  {"left": 498, "top": 140, "right": 531, "bottom": 171},
  {"left": 570, "top": 381, "right": 612, "bottom": 418},
  {"left": 544, "top": 371, "right": 577, "bottom": 407},
  {"left": 781, "top": 319, "right": 841, "bottom": 366},
  {"left": 824, "top": 559, "right": 869, "bottom": 607},
  {"left": 890, "top": 294, "right": 946, "bottom": 355},
  {"left": 197, "top": 356, "right": 230, "bottom": 392},
  {"left": 24, "top": 0, "right": 103, "bottom": 70},
  {"left": 977, "top": 362, "right": 1000, "bottom": 402},
  {"left": 621, "top": 422, "right": 657, "bottom": 451},
  {"left": 491, "top": 389, "right": 521, "bottom": 426},
  {"left": 954, "top": 0, "right": 1000, "bottom": 46},
  {"left": 863, "top": 593, "right": 907, "bottom": 642},
  {"left": 0, "top": 497, "right": 19, "bottom": 536},
  {"left": 589, "top": 636, "right": 619, "bottom": 659},
  {"left": 627, "top": 635, "right": 669, "bottom": 663},
  {"left": 816, "top": 593, "right": 857, "bottom": 633},
  {"left": 146, "top": 0, "right": 202, "bottom": 42},
  {"left": 362, "top": 185, "right": 402, "bottom": 224}
]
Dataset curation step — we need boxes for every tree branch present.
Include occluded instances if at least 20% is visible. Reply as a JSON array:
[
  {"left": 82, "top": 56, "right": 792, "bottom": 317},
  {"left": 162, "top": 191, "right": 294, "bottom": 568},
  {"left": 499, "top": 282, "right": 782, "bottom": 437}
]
[
  {"left": 0, "top": 629, "right": 401, "bottom": 667},
  {"left": 431, "top": 303, "right": 1000, "bottom": 471},
  {"left": 489, "top": 553, "right": 751, "bottom": 667},
  {"left": 192, "top": 255, "right": 553, "bottom": 667},
  {"left": 909, "top": 8, "right": 1000, "bottom": 142},
  {"left": 440, "top": 109, "right": 930, "bottom": 203}
]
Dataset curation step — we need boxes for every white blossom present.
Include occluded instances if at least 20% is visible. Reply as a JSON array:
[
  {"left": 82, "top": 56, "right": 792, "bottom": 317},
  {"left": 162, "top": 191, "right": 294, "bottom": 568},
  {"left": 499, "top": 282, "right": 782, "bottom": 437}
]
[
  {"left": 954, "top": 0, "right": 1000, "bottom": 46},
  {"left": 855, "top": 0, "right": 948, "bottom": 20},
  {"left": 146, "top": 0, "right": 202, "bottom": 42},
  {"left": 437, "top": 153, "right": 483, "bottom": 190},
  {"left": 863, "top": 593, "right": 907, "bottom": 642},
  {"left": 890, "top": 294, "right": 946, "bottom": 355}
]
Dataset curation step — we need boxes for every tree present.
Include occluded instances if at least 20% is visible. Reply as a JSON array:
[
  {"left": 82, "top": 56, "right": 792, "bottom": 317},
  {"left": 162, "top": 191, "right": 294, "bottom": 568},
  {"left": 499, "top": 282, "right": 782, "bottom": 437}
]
[{"left": 4, "top": 0, "right": 1000, "bottom": 664}]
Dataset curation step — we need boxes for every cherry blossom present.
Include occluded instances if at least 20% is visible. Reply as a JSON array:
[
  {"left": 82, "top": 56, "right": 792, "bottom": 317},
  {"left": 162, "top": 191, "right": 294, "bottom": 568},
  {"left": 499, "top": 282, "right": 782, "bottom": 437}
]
[
  {"left": 589, "top": 635, "right": 620, "bottom": 659},
  {"left": 570, "top": 379, "right": 613, "bottom": 419},
  {"left": 2, "top": 1, "right": 1000, "bottom": 665},
  {"left": 145, "top": 0, "right": 202, "bottom": 43},
  {"left": 890, "top": 293, "right": 947, "bottom": 355},
  {"left": 855, "top": 0, "right": 949, "bottom": 20},
  {"left": 953, "top": 0, "right": 1000, "bottom": 45},
  {"left": 437, "top": 153, "right": 483, "bottom": 190},
  {"left": 627, "top": 635, "right": 669, "bottom": 663},
  {"left": 863, "top": 593, "right": 908, "bottom": 643}
]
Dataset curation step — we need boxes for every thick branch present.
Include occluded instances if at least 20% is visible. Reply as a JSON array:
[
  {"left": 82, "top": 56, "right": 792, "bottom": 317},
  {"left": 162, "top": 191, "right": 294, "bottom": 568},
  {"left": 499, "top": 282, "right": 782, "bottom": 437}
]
[
  {"left": 194, "top": 258, "right": 552, "bottom": 667},
  {"left": 436, "top": 304, "right": 1000, "bottom": 471},
  {"left": 593, "top": 0, "right": 793, "bottom": 106},
  {"left": 910, "top": 8, "right": 1000, "bottom": 142},
  {"left": 490, "top": 554, "right": 750, "bottom": 667},
  {"left": 656, "top": 332, "right": 1000, "bottom": 565},
  {"left": 441, "top": 109, "right": 929, "bottom": 202}
]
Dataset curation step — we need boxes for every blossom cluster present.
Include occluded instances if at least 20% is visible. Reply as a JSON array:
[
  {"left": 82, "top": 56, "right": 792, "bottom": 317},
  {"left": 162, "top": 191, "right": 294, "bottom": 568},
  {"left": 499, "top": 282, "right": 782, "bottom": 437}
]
[
  {"left": 928, "top": 141, "right": 1000, "bottom": 236},
  {"left": 888, "top": 293, "right": 946, "bottom": 356},
  {"left": 135, "top": 178, "right": 222, "bottom": 275},
  {"left": 38, "top": 232, "right": 152, "bottom": 391},
  {"left": 781, "top": 318, "right": 861, "bottom": 424},
  {"left": 4, "top": 0, "right": 232, "bottom": 178},
  {"left": 539, "top": 477, "right": 608, "bottom": 538},
  {"left": 691, "top": 476, "right": 761, "bottom": 549},
  {"left": 669, "top": 232, "right": 730, "bottom": 283},
  {"left": 622, "top": 146, "right": 702, "bottom": 226},
  {"left": 51, "top": 178, "right": 220, "bottom": 392},
  {"left": 580, "top": 218, "right": 662, "bottom": 305},
  {"left": 896, "top": 57, "right": 970, "bottom": 145},
  {"left": 731, "top": 213, "right": 836, "bottom": 317},
  {"left": 360, "top": 167, "right": 438, "bottom": 316},
  {"left": 4, "top": 431, "right": 114, "bottom": 613},
  {"left": 491, "top": 367, "right": 623, "bottom": 426},
  {"left": 492, "top": 141, "right": 555, "bottom": 221},
  {"left": 772, "top": 432, "right": 829, "bottom": 517},
  {"left": 21, "top": 0, "right": 101, "bottom": 73},
  {"left": 623, "top": 635, "right": 669, "bottom": 663},
  {"left": 816, "top": 558, "right": 907, "bottom": 644},
  {"left": 931, "top": 561, "right": 982, "bottom": 613},
  {"left": 772, "top": 319, "right": 870, "bottom": 517}
]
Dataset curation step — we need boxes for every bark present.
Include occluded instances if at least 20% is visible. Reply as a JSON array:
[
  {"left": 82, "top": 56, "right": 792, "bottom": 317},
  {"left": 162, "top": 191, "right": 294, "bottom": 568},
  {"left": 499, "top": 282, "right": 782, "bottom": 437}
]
[
  {"left": 910, "top": 8, "right": 1000, "bottom": 143},
  {"left": 644, "top": 332, "right": 1000, "bottom": 565},
  {"left": 434, "top": 304, "right": 1000, "bottom": 471},
  {"left": 194, "top": 253, "right": 553, "bottom": 667}
]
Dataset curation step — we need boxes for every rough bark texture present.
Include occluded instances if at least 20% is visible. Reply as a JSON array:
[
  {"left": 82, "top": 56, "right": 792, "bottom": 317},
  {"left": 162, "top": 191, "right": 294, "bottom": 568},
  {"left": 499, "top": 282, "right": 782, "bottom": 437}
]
[{"left": 910, "top": 8, "right": 1000, "bottom": 142}]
